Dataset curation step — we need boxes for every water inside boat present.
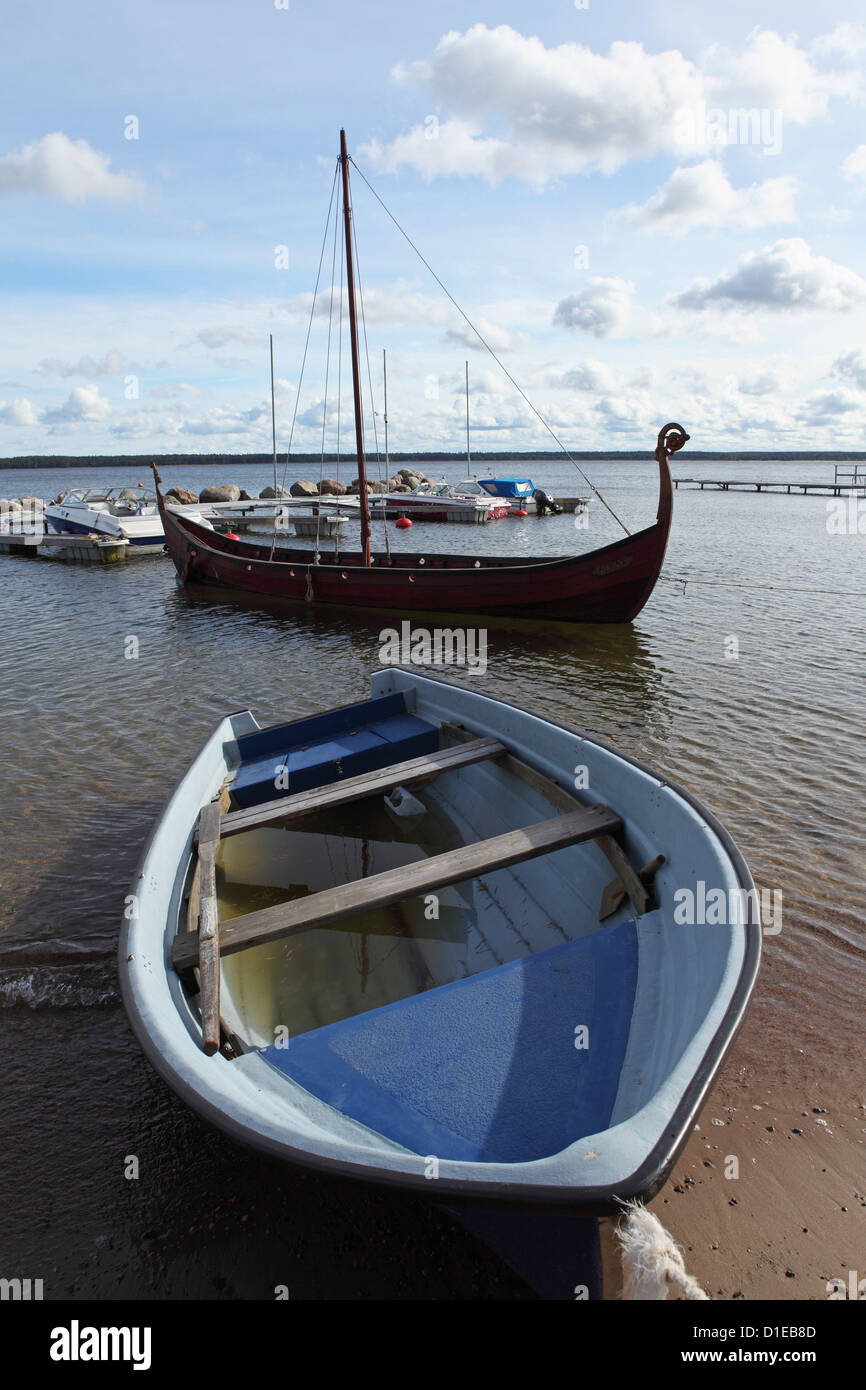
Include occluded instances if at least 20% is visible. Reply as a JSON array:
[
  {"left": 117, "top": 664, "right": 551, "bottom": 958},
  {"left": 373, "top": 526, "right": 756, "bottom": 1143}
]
[{"left": 217, "top": 758, "right": 592, "bottom": 1050}]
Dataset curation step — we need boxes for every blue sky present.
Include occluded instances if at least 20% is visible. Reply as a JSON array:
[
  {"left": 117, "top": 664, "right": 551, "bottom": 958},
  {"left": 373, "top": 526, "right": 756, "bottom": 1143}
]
[{"left": 1, "top": 0, "right": 865, "bottom": 455}]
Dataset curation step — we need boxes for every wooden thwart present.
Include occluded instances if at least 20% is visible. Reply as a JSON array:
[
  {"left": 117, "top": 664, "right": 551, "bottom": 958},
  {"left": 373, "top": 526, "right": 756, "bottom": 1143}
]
[
  {"left": 441, "top": 722, "right": 652, "bottom": 919},
  {"left": 173, "top": 802, "right": 622, "bottom": 972},
  {"left": 219, "top": 736, "right": 505, "bottom": 838},
  {"left": 196, "top": 801, "right": 222, "bottom": 1055}
]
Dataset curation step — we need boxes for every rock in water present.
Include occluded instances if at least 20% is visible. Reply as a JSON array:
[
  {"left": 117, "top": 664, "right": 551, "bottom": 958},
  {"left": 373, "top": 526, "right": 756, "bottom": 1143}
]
[
  {"left": 318, "top": 479, "right": 347, "bottom": 496},
  {"left": 166, "top": 487, "right": 198, "bottom": 505},
  {"left": 397, "top": 467, "right": 427, "bottom": 488},
  {"left": 238, "top": 489, "right": 252, "bottom": 501},
  {"left": 289, "top": 481, "right": 318, "bottom": 498},
  {"left": 348, "top": 478, "right": 387, "bottom": 494},
  {"left": 260, "top": 484, "right": 291, "bottom": 499},
  {"left": 199, "top": 483, "right": 241, "bottom": 503}
]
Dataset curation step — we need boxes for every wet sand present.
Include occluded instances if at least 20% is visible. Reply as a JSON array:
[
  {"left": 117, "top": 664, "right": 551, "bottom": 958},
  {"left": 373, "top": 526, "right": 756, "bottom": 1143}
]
[{"left": 654, "top": 1012, "right": 866, "bottom": 1302}]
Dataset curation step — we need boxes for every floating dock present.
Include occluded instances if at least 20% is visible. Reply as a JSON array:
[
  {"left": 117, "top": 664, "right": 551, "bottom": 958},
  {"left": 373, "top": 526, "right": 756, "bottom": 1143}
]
[
  {"left": 553, "top": 497, "right": 590, "bottom": 513},
  {"left": 291, "top": 514, "right": 349, "bottom": 538},
  {"left": 0, "top": 531, "right": 43, "bottom": 556},
  {"left": 37, "top": 533, "right": 130, "bottom": 564}
]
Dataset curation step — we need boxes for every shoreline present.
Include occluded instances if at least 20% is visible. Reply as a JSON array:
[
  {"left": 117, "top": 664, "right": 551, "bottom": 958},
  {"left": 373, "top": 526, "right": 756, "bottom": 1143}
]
[{"left": 2, "top": 451, "right": 866, "bottom": 471}]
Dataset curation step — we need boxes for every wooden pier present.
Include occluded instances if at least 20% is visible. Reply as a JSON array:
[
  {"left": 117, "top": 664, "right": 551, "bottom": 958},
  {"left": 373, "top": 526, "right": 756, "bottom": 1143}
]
[{"left": 673, "top": 478, "right": 866, "bottom": 497}]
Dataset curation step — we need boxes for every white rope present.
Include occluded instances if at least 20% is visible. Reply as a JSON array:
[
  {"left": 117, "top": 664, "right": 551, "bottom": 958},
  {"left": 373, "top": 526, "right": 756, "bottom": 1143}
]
[{"left": 617, "top": 1200, "right": 709, "bottom": 1301}]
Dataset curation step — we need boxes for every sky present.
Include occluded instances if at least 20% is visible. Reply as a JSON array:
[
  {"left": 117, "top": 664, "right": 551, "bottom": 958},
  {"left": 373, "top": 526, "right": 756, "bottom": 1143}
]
[{"left": 1, "top": 0, "right": 866, "bottom": 456}]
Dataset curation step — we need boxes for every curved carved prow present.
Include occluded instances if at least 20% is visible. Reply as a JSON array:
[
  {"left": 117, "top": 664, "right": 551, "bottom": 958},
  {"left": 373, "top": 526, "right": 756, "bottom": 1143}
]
[
  {"left": 655, "top": 422, "right": 689, "bottom": 464},
  {"left": 654, "top": 422, "right": 688, "bottom": 528}
]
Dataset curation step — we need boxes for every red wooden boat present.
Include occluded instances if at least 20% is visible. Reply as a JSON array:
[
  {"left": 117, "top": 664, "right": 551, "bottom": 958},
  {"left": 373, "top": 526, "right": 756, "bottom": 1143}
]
[{"left": 154, "top": 131, "right": 688, "bottom": 625}]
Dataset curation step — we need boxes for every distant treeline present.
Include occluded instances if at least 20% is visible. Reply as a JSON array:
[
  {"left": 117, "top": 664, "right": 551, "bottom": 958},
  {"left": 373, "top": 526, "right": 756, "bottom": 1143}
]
[{"left": 2, "top": 451, "right": 866, "bottom": 469}]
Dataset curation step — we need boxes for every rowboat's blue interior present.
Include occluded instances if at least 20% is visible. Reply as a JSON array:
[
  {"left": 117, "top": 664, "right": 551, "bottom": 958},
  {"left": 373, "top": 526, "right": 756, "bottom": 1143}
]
[
  {"left": 230, "top": 692, "right": 439, "bottom": 808},
  {"left": 260, "top": 924, "right": 638, "bottom": 1163},
  {"left": 216, "top": 689, "right": 648, "bottom": 1161}
]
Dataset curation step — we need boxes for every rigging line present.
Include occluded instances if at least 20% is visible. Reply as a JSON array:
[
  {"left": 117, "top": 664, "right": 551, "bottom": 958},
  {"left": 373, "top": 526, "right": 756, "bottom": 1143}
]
[
  {"left": 349, "top": 156, "right": 632, "bottom": 537},
  {"left": 659, "top": 575, "right": 866, "bottom": 598},
  {"left": 277, "top": 160, "right": 340, "bottom": 499}
]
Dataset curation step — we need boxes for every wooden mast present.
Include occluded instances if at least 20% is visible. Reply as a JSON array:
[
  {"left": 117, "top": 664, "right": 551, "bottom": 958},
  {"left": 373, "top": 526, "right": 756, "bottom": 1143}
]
[{"left": 340, "top": 129, "right": 371, "bottom": 566}]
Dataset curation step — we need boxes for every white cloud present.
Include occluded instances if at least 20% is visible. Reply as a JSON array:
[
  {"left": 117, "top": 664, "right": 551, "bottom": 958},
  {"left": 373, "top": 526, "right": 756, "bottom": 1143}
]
[
  {"left": 700, "top": 29, "right": 837, "bottom": 124},
  {"left": 36, "top": 350, "right": 128, "bottom": 378},
  {"left": 674, "top": 239, "right": 866, "bottom": 313},
  {"left": 0, "top": 132, "right": 145, "bottom": 203},
  {"left": 553, "top": 277, "right": 633, "bottom": 338},
  {"left": 279, "top": 282, "right": 532, "bottom": 354},
  {"left": 41, "top": 384, "right": 111, "bottom": 425},
  {"left": 832, "top": 349, "right": 866, "bottom": 389},
  {"left": 362, "top": 25, "right": 707, "bottom": 184},
  {"left": 735, "top": 369, "right": 781, "bottom": 396},
  {"left": 193, "top": 326, "right": 259, "bottom": 350},
  {"left": 361, "top": 24, "right": 864, "bottom": 186},
  {"left": 811, "top": 22, "right": 866, "bottom": 60},
  {"left": 0, "top": 398, "right": 38, "bottom": 426},
  {"left": 624, "top": 161, "right": 796, "bottom": 236},
  {"left": 279, "top": 284, "right": 444, "bottom": 326},
  {"left": 444, "top": 317, "right": 526, "bottom": 353},
  {"left": 798, "top": 388, "right": 863, "bottom": 422},
  {"left": 179, "top": 403, "right": 269, "bottom": 436},
  {"left": 548, "top": 359, "right": 615, "bottom": 392},
  {"left": 842, "top": 145, "right": 866, "bottom": 188},
  {"left": 592, "top": 394, "right": 657, "bottom": 434}
]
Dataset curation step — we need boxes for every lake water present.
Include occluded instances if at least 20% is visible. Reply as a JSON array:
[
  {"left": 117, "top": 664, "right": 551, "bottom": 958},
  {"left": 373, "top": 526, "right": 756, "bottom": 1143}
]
[{"left": 0, "top": 454, "right": 863, "bottom": 1299}]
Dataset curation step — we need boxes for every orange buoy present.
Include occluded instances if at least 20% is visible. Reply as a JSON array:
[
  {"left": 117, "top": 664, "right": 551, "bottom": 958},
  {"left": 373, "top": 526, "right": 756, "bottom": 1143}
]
[
  {"left": 395, "top": 517, "right": 412, "bottom": 529},
  {"left": 225, "top": 532, "right": 240, "bottom": 540},
  {"left": 512, "top": 508, "right": 528, "bottom": 517}
]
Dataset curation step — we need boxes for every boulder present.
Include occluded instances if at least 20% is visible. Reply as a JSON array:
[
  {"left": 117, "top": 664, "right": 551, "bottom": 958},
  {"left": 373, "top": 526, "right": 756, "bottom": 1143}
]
[
  {"left": 260, "top": 484, "right": 292, "bottom": 499},
  {"left": 391, "top": 484, "right": 412, "bottom": 493},
  {"left": 348, "top": 478, "right": 388, "bottom": 495},
  {"left": 199, "top": 483, "right": 241, "bottom": 503},
  {"left": 18, "top": 496, "right": 44, "bottom": 510},
  {"left": 166, "top": 486, "right": 198, "bottom": 505},
  {"left": 318, "top": 478, "right": 347, "bottom": 496},
  {"left": 289, "top": 481, "right": 318, "bottom": 498},
  {"left": 397, "top": 467, "right": 426, "bottom": 487},
  {"left": 238, "top": 489, "right": 252, "bottom": 501}
]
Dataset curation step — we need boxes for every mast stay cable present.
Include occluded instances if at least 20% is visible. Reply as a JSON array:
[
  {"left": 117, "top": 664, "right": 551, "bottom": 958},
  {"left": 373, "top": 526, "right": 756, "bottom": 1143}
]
[{"left": 349, "top": 156, "right": 632, "bottom": 537}]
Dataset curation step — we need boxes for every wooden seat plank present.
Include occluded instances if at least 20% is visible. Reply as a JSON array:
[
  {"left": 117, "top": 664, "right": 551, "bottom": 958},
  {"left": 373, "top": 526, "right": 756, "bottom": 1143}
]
[
  {"left": 441, "top": 723, "right": 650, "bottom": 918},
  {"left": 172, "top": 803, "right": 622, "bottom": 971},
  {"left": 219, "top": 736, "right": 505, "bottom": 838},
  {"left": 196, "top": 801, "right": 222, "bottom": 1055}
]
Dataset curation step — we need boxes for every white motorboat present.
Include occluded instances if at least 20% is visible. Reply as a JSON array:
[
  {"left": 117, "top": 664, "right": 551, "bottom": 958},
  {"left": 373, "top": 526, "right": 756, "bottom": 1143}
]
[
  {"left": 46, "top": 486, "right": 213, "bottom": 554},
  {"left": 371, "top": 481, "right": 511, "bottom": 524}
]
